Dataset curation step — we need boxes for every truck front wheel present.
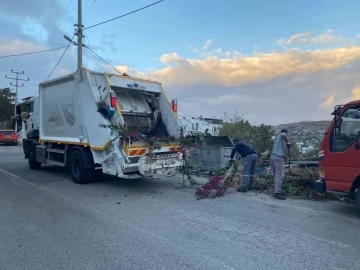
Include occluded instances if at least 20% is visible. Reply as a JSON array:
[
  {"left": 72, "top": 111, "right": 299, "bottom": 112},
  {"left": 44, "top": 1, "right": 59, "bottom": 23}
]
[
  {"left": 70, "top": 150, "right": 94, "bottom": 184},
  {"left": 28, "top": 147, "right": 41, "bottom": 170}
]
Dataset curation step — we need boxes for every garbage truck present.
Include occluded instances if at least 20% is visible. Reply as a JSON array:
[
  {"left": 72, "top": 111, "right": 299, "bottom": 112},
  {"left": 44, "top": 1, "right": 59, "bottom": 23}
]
[
  {"left": 315, "top": 100, "right": 360, "bottom": 209},
  {"left": 19, "top": 68, "right": 183, "bottom": 184}
]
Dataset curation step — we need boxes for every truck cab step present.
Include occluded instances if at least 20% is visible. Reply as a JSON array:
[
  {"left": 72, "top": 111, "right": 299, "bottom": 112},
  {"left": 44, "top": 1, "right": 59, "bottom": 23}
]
[
  {"left": 46, "top": 160, "right": 65, "bottom": 167},
  {"left": 46, "top": 148, "right": 65, "bottom": 154}
]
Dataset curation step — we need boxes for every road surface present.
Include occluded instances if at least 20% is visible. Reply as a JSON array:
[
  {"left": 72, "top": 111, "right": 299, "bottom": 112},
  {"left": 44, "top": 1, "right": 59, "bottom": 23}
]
[{"left": 0, "top": 146, "right": 359, "bottom": 270}]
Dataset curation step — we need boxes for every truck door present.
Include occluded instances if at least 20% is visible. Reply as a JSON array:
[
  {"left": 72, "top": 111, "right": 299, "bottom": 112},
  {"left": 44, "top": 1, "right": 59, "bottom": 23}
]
[{"left": 326, "top": 105, "right": 360, "bottom": 192}]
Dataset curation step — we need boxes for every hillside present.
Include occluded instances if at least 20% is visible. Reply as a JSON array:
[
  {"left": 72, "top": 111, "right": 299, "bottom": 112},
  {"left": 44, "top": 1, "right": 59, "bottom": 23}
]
[
  {"left": 274, "top": 121, "right": 332, "bottom": 153},
  {"left": 274, "top": 121, "right": 331, "bottom": 134}
]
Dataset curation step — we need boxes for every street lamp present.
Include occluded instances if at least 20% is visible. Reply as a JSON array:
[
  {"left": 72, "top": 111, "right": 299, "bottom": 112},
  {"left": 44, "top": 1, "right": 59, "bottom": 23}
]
[{"left": 63, "top": 34, "right": 75, "bottom": 44}]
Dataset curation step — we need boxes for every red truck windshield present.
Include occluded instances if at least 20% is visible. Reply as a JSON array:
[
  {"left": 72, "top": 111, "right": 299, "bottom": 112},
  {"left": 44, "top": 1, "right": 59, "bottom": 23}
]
[{"left": 331, "top": 106, "right": 360, "bottom": 152}]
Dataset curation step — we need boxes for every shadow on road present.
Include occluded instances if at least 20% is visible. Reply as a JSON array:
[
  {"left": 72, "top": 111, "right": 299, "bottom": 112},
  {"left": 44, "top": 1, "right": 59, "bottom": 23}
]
[
  {"left": 39, "top": 165, "right": 182, "bottom": 194},
  {"left": 329, "top": 203, "right": 360, "bottom": 219}
]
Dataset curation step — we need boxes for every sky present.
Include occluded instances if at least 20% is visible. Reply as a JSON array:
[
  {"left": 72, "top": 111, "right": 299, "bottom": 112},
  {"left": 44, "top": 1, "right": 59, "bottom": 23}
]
[{"left": 1, "top": 0, "right": 360, "bottom": 125}]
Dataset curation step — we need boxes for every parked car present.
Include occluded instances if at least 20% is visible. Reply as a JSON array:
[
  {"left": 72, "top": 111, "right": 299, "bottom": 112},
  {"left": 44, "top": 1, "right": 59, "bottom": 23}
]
[{"left": 0, "top": 130, "right": 18, "bottom": 146}]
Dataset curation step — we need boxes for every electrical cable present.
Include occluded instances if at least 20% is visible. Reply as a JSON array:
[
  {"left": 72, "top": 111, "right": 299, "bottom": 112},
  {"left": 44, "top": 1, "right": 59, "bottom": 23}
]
[
  {"left": 84, "top": 45, "right": 123, "bottom": 75},
  {"left": 83, "top": 0, "right": 96, "bottom": 19},
  {"left": 45, "top": 42, "right": 73, "bottom": 81},
  {"left": 83, "top": 0, "right": 164, "bottom": 30},
  {"left": 47, "top": 0, "right": 73, "bottom": 45},
  {"left": 32, "top": 0, "right": 73, "bottom": 77},
  {"left": 28, "top": 0, "right": 56, "bottom": 53},
  {"left": 0, "top": 46, "right": 73, "bottom": 59},
  {"left": 177, "top": 112, "right": 209, "bottom": 133},
  {"left": 10, "top": 0, "right": 44, "bottom": 67},
  {"left": 30, "top": 42, "right": 73, "bottom": 98}
]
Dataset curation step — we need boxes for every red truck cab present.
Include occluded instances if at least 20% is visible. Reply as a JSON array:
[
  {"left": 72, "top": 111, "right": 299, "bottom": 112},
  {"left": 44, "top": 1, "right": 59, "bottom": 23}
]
[{"left": 315, "top": 100, "right": 360, "bottom": 209}]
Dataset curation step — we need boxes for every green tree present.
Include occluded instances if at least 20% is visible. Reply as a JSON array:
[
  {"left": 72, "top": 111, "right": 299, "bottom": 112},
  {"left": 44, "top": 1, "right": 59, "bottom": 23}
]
[
  {"left": 287, "top": 140, "right": 302, "bottom": 159},
  {"left": 219, "top": 112, "right": 274, "bottom": 155},
  {"left": 0, "top": 88, "right": 16, "bottom": 128},
  {"left": 220, "top": 112, "right": 305, "bottom": 160}
]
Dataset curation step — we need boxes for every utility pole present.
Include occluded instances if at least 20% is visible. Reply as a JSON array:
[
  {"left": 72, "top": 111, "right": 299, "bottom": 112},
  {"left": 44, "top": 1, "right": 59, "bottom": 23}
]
[
  {"left": 77, "top": 0, "right": 83, "bottom": 82},
  {"left": 5, "top": 70, "right": 29, "bottom": 132},
  {"left": 64, "top": 0, "right": 84, "bottom": 82}
]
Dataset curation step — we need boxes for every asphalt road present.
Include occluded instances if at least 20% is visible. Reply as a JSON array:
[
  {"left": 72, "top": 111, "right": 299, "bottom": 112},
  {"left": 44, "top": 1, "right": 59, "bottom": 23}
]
[{"left": 0, "top": 146, "right": 359, "bottom": 270}]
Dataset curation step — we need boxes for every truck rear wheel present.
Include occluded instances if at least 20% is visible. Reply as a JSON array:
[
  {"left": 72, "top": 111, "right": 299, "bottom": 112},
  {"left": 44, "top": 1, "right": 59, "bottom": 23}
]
[
  {"left": 28, "top": 147, "right": 41, "bottom": 170},
  {"left": 70, "top": 150, "right": 95, "bottom": 184}
]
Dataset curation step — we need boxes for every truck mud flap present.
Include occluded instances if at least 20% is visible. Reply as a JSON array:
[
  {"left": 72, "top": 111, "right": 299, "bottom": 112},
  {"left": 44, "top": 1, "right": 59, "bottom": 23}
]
[
  {"left": 23, "top": 138, "right": 39, "bottom": 158},
  {"left": 356, "top": 189, "right": 360, "bottom": 211},
  {"left": 315, "top": 179, "right": 326, "bottom": 193}
]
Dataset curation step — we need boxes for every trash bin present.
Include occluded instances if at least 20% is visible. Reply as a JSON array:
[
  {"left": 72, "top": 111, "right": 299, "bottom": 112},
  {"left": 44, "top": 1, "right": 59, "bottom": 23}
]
[{"left": 189, "top": 136, "right": 234, "bottom": 172}]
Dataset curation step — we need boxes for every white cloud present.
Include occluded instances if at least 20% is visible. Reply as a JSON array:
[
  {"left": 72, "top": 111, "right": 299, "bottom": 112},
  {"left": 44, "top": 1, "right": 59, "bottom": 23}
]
[
  {"left": 159, "top": 52, "right": 183, "bottom": 64},
  {"left": 151, "top": 46, "right": 360, "bottom": 87},
  {"left": 276, "top": 29, "right": 342, "bottom": 46},
  {"left": 320, "top": 95, "right": 336, "bottom": 108},
  {"left": 321, "top": 87, "right": 360, "bottom": 109},
  {"left": 98, "top": 44, "right": 360, "bottom": 124},
  {"left": 202, "top": 39, "right": 212, "bottom": 50}
]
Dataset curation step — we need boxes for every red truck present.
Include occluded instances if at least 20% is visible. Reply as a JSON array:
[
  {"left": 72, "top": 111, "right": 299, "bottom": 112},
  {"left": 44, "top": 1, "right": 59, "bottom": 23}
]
[{"left": 315, "top": 100, "right": 360, "bottom": 209}]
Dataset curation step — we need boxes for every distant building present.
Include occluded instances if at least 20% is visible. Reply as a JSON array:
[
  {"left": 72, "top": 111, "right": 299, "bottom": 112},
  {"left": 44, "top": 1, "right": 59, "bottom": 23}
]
[{"left": 178, "top": 116, "right": 223, "bottom": 136}]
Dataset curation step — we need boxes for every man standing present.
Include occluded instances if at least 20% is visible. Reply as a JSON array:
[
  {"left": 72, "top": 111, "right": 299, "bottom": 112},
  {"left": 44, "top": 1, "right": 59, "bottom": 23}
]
[
  {"left": 230, "top": 139, "right": 258, "bottom": 192},
  {"left": 271, "top": 129, "right": 291, "bottom": 200}
]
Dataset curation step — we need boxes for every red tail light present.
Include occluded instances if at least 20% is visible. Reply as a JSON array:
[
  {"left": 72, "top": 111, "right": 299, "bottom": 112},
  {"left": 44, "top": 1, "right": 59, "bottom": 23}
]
[
  {"left": 171, "top": 99, "right": 178, "bottom": 113},
  {"left": 110, "top": 91, "right": 117, "bottom": 107}
]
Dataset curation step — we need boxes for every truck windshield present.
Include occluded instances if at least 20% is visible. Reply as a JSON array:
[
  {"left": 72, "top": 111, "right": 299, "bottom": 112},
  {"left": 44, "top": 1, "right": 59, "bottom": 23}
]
[
  {"left": 340, "top": 107, "right": 360, "bottom": 137},
  {"left": 331, "top": 106, "right": 360, "bottom": 152},
  {"left": 29, "top": 101, "right": 34, "bottom": 114}
]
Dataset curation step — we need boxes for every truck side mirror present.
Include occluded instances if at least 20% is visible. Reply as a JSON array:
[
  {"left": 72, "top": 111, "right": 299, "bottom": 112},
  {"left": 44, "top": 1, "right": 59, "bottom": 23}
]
[
  {"left": 356, "top": 140, "right": 360, "bottom": 150},
  {"left": 332, "top": 106, "right": 341, "bottom": 116},
  {"left": 20, "top": 112, "right": 29, "bottom": 121},
  {"left": 16, "top": 104, "right": 22, "bottom": 115}
]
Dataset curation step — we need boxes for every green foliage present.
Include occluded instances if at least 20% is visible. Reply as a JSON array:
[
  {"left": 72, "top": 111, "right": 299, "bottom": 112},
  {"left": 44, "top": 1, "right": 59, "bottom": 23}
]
[
  {"left": 254, "top": 167, "right": 343, "bottom": 200},
  {"left": 5, "top": 118, "right": 15, "bottom": 129},
  {"left": 287, "top": 141, "right": 302, "bottom": 159},
  {"left": 219, "top": 112, "right": 274, "bottom": 154},
  {"left": 20, "top": 101, "right": 30, "bottom": 113},
  {"left": 0, "top": 88, "right": 16, "bottom": 122},
  {"left": 302, "top": 148, "right": 319, "bottom": 158},
  {"left": 219, "top": 112, "right": 305, "bottom": 159}
]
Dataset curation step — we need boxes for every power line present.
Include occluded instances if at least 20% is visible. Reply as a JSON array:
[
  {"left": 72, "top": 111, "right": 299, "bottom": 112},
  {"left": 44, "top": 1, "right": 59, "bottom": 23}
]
[
  {"left": 83, "top": 0, "right": 96, "bottom": 19},
  {"left": 33, "top": 0, "right": 73, "bottom": 77},
  {"left": 28, "top": 0, "right": 56, "bottom": 54},
  {"left": 178, "top": 109, "right": 199, "bottom": 120},
  {"left": 84, "top": 45, "right": 123, "bottom": 75},
  {"left": 5, "top": 70, "right": 30, "bottom": 132},
  {"left": 30, "top": 42, "right": 73, "bottom": 98},
  {"left": 22, "top": 0, "right": 45, "bottom": 51},
  {"left": 0, "top": 46, "right": 72, "bottom": 59},
  {"left": 46, "top": 42, "right": 73, "bottom": 81},
  {"left": 11, "top": 0, "right": 44, "bottom": 67},
  {"left": 47, "top": 0, "right": 73, "bottom": 45},
  {"left": 83, "top": 0, "right": 164, "bottom": 30}
]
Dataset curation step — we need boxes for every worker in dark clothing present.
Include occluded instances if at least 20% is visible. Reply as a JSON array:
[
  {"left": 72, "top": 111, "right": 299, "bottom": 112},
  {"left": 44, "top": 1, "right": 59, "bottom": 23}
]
[{"left": 229, "top": 139, "right": 258, "bottom": 192}]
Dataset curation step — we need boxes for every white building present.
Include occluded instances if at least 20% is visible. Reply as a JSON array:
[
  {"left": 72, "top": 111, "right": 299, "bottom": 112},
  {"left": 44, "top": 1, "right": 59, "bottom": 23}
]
[{"left": 178, "top": 116, "right": 223, "bottom": 136}]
